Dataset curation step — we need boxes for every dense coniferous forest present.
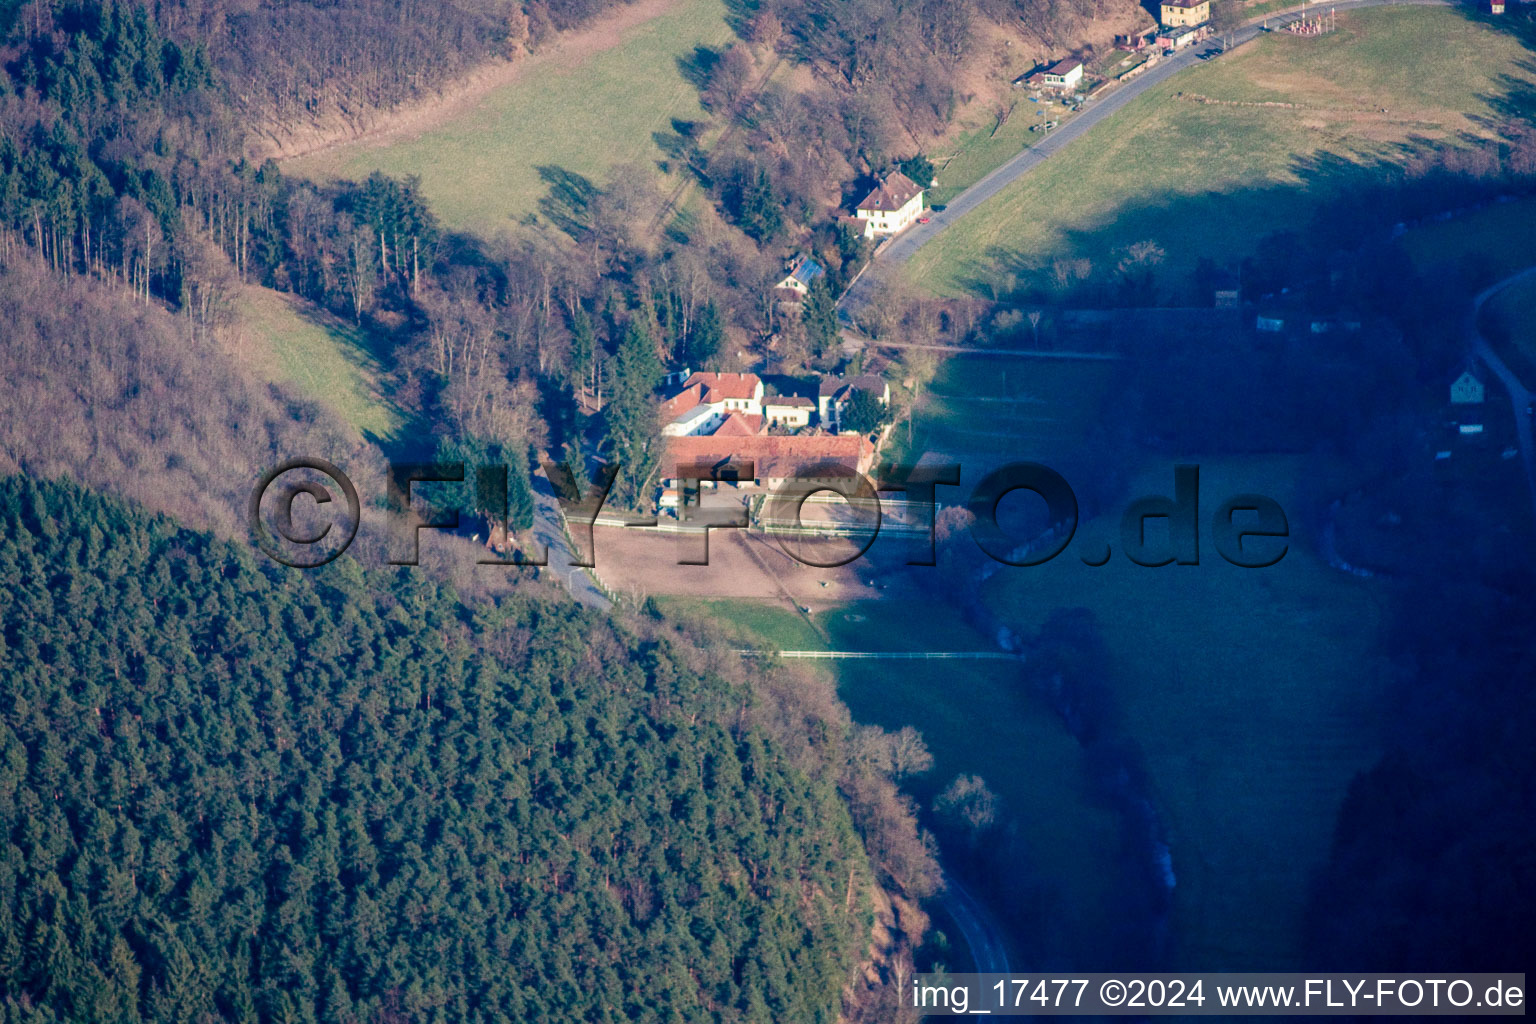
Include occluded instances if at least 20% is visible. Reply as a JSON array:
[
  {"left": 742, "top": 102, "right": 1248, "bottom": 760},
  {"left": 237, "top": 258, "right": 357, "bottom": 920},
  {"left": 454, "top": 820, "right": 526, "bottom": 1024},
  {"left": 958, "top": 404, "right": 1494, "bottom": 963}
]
[{"left": 0, "top": 476, "right": 873, "bottom": 1022}]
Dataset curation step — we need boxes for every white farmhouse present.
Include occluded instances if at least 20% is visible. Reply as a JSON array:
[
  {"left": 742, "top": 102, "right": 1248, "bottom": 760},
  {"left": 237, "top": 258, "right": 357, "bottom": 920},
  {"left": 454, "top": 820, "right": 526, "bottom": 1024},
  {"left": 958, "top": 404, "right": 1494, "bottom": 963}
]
[
  {"left": 853, "top": 172, "right": 925, "bottom": 239},
  {"left": 658, "top": 372, "right": 766, "bottom": 435}
]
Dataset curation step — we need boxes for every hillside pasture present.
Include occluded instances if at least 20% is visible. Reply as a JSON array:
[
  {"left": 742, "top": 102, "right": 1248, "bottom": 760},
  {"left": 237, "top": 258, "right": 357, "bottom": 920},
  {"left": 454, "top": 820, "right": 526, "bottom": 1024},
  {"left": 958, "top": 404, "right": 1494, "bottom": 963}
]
[
  {"left": 906, "top": 7, "right": 1536, "bottom": 303},
  {"left": 284, "top": 0, "right": 731, "bottom": 236}
]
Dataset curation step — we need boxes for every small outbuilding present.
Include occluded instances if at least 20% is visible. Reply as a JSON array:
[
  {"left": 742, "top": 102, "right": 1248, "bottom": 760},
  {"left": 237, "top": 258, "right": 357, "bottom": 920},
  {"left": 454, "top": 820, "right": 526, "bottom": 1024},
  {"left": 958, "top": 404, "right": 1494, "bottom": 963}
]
[{"left": 1030, "top": 58, "right": 1085, "bottom": 92}]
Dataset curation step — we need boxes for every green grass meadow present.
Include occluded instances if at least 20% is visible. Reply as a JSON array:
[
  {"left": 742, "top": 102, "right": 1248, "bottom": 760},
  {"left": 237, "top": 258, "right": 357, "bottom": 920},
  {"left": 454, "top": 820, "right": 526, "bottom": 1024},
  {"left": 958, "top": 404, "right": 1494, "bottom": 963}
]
[
  {"left": 908, "top": 7, "right": 1536, "bottom": 301},
  {"left": 911, "top": 354, "right": 1117, "bottom": 460},
  {"left": 240, "top": 287, "right": 404, "bottom": 440},
  {"left": 928, "top": 93, "right": 1084, "bottom": 208},
  {"left": 286, "top": 0, "right": 731, "bottom": 235},
  {"left": 651, "top": 595, "right": 826, "bottom": 651},
  {"left": 1402, "top": 195, "right": 1536, "bottom": 378},
  {"left": 659, "top": 444, "right": 1394, "bottom": 968}
]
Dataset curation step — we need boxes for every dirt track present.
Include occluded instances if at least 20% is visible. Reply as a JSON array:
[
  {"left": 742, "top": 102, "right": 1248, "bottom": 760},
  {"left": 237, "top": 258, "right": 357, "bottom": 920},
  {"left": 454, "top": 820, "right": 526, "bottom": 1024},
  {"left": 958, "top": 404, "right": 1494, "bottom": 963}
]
[{"left": 588, "top": 524, "right": 901, "bottom": 612}]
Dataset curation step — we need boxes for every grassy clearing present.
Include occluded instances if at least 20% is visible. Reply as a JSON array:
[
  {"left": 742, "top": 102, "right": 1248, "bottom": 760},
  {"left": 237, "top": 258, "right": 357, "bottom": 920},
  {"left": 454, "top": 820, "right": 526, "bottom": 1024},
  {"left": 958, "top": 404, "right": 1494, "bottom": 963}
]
[
  {"left": 285, "top": 0, "right": 731, "bottom": 235},
  {"left": 980, "top": 455, "right": 1391, "bottom": 968},
  {"left": 660, "top": 464, "right": 1391, "bottom": 969},
  {"left": 897, "top": 354, "right": 1117, "bottom": 464},
  {"left": 650, "top": 596, "right": 826, "bottom": 651},
  {"left": 1403, "top": 196, "right": 1536, "bottom": 380},
  {"left": 1241, "top": 0, "right": 1308, "bottom": 19},
  {"left": 908, "top": 7, "right": 1535, "bottom": 301},
  {"left": 238, "top": 286, "right": 403, "bottom": 440},
  {"left": 1401, "top": 196, "right": 1536, "bottom": 282}
]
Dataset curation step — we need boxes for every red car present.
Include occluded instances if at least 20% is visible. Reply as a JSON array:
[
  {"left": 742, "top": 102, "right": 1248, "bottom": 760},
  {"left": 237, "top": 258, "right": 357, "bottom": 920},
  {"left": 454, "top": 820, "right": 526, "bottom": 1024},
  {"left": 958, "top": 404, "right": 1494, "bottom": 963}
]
[{"left": 918, "top": 216, "right": 932, "bottom": 224}]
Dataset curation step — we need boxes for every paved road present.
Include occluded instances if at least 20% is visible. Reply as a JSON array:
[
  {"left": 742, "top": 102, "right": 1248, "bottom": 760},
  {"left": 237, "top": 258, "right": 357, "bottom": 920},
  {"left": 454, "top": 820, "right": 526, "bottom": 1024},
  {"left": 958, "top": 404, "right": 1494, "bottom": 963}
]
[
  {"left": 1469, "top": 266, "right": 1536, "bottom": 521},
  {"left": 939, "top": 871, "right": 1012, "bottom": 975},
  {"left": 839, "top": 0, "right": 1451, "bottom": 317},
  {"left": 530, "top": 473, "right": 613, "bottom": 609}
]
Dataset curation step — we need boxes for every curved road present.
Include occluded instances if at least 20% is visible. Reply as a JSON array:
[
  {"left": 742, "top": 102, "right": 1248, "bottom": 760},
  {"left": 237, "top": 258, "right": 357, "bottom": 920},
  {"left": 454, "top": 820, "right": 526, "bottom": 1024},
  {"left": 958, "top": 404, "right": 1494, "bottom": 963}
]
[
  {"left": 840, "top": 0, "right": 1451, "bottom": 317},
  {"left": 1469, "top": 266, "right": 1536, "bottom": 520},
  {"left": 940, "top": 871, "right": 1012, "bottom": 975},
  {"left": 531, "top": 473, "right": 613, "bottom": 609}
]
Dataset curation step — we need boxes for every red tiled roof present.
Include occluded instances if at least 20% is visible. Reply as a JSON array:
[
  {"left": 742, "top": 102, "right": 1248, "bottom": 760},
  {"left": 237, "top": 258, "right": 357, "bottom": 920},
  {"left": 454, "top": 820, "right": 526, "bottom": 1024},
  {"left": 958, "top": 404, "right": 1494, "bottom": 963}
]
[
  {"left": 666, "top": 434, "right": 874, "bottom": 481},
  {"left": 683, "top": 371, "right": 761, "bottom": 403},
  {"left": 659, "top": 383, "right": 703, "bottom": 421},
  {"left": 855, "top": 172, "right": 923, "bottom": 215},
  {"left": 714, "top": 412, "right": 764, "bottom": 436},
  {"left": 766, "top": 395, "right": 815, "bottom": 409}
]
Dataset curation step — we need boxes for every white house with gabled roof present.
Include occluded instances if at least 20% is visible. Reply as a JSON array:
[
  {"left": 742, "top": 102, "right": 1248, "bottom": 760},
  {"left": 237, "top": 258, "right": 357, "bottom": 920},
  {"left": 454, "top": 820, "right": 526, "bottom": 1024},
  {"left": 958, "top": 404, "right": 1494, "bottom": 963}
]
[{"left": 853, "top": 172, "right": 924, "bottom": 239}]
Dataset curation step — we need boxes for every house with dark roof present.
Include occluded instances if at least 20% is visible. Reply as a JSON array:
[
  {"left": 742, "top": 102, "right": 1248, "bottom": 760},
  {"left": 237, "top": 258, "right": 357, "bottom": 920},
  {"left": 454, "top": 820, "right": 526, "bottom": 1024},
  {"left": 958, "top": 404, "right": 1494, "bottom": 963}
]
[
  {"left": 764, "top": 394, "right": 815, "bottom": 430},
  {"left": 1451, "top": 370, "right": 1485, "bottom": 406},
  {"left": 1156, "top": 23, "right": 1204, "bottom": 50},
  {"left": 852, "top": 172, "right": 925, "bottom": 239},
  {"left": 818, "top": 374, "right": 890, "bottom": 432},
  {"left": 1029, "top": 57, "right": 1084, "bottom": 92}
]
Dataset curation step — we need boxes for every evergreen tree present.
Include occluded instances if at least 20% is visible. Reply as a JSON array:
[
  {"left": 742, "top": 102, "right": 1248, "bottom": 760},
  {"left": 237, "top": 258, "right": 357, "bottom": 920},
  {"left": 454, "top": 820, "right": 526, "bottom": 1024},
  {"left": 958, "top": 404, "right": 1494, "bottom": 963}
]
[
  {"left": 685, "top": 300, "right": 725, "bottom": 369},
  {"left": 840, "top": 389, "right": 888, "bottom": 434},
  {"left": 434, "top": 435, "right": 537, "bottom": 543},
  {"left": 604, "top": 317, "right": 663, "bottom": 509},
  {"left": 733, "top": 167, "right": 783, "bottom": 243},
  {"left": 897, "top": 154, "right": 935, "bottom": 187},
  {"left": 802, "top": 275, "right": 840, "bottom": 360}
]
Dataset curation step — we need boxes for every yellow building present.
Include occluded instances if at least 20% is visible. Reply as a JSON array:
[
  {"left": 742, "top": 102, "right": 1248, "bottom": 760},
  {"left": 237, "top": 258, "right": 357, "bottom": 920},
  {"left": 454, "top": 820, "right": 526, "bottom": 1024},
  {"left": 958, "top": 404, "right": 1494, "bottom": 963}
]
[{"left": 1160, "top": 0, "right": 1210, "bottom": 27}]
